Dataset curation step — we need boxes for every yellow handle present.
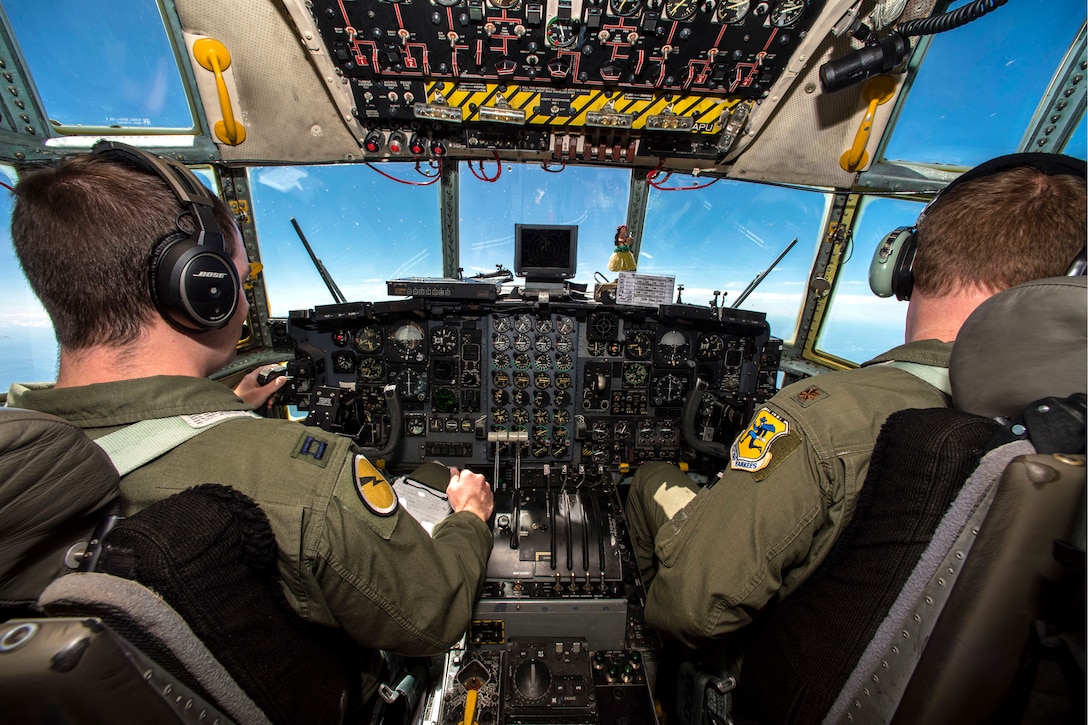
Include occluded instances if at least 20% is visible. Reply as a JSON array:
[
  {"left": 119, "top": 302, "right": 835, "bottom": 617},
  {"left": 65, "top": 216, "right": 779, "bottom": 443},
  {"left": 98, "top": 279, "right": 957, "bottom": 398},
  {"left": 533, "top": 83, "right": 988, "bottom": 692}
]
[
  {"left": 462, "top": 688, "right": 478, "bottom": 725},
  {"left": 193, "top": 38, "right": 246, "bottom": 146},
  {"left": 840, "top": 75, "right": 896, "bottom": 172}
]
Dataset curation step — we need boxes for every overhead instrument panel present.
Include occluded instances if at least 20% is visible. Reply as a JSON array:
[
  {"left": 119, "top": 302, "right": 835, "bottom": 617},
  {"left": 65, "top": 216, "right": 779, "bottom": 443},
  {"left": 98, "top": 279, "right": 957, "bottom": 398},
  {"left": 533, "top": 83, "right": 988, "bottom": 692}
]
[{"left": 299, "top": 0, "right": 827, "bottom": 160}]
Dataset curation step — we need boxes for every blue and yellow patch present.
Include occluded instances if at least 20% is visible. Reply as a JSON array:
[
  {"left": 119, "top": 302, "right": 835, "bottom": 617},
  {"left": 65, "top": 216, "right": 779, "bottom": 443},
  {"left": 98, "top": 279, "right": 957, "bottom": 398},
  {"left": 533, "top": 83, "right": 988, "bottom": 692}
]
[
  {"left": 353, "top": 455, "right": 398, "bottom": 517},
  {"left": 731, "top": 408, "right": 790, "bottom": 473}
]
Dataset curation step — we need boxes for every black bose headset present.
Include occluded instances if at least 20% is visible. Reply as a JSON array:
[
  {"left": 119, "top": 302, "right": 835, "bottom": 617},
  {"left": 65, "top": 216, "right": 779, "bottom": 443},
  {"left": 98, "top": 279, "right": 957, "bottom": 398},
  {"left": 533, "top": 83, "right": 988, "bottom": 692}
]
[
  {"left": 91, "top": 140, "right": 240, "bottom": 332},
  {"left": 869, "top": 153, "right": 1088, "bottom": 301}
]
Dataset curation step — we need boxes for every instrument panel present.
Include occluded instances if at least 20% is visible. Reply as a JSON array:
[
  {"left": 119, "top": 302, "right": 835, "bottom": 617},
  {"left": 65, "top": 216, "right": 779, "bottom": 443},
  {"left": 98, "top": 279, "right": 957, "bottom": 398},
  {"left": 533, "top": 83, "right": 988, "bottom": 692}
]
[
  {"left": 297, "top": 0, "right": 828, "bottom": 160},
  {"left": 281, "top": 291, "right": 780, "bottom": 479}
]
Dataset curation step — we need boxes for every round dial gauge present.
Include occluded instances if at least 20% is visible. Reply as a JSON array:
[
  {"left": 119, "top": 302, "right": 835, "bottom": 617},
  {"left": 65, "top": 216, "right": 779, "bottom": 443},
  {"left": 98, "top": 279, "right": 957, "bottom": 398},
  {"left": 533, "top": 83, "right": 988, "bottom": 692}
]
[
  {"left": 592, "top": 421, "right": 610, "bottom": 441},
  {"left": 588, "top": 312, "right": 618, "bottom": 340},
  {"left": 555, "top": 336, "right": 574, "bottom": 353},
  {"left": 716, "top": 0, "right": 750, "bottom": 23},
  {"left": 587, "top": 340, "right": 607, "bottom": 357},
  {"left": 553, "top": 409, "right": 570, "bottom": 425},
  {"left": 554, "top": 390, "right": 571, "bottom": 407},
  {"left": 492, "top": 352, "right": 511, "bottom": 369},
  {"left": 658, "top": 330, "right": 689, "bottom": 366},
  {"left": 492, "top": 388, "right": 510, "bottom": 405},
  {"left": 333, "top": 352, "right": 355, "bottom": 373},
  {"left": 665, "top": 0, "right": 698, "bottom": 21},
  {"left": 533, "top": 409, "right": 551, "bottom": 425},
  {"left": 357, "top": 357, "right": 384, "bottom": 382},
  {"left": 353, "top": 325, "right": 382, "bottom": 353},
  {"left": 396, "top": 368, "right": 428, "bottom": 400},
  {"left": 556, "top": 316, "right": 575, "bottom": 334},
  {"left": 390, "top": 322, "right": 426, "bottom": 360},
  {"left": 770, "top": 0, "right": 805, "bottom": 27},
  {"left": 534, "top": 355, "right": 552, "bottom": 371},
  {"left": 493, "top": 370, "right": 511, "bottom": 387},
  {"left": 406, "top": 415, "right": 426, "bottom": 436},
  {"left": 534, "top": 336, "right": 552, "bottom": 353},
  {"left": 492, "top": 407, "right": 510, "bottom": 425},
  {"left": 433, "top": 388, "right": 457, "bottom": 413},
  {"left": 431, "top": 326, "right": 458, "bottom": 355},
  {"left": 512, "top": 408, "right": 530, "bottom": 425},
  {"left": 623, "top": 362, "right": 650, "bottom": 387},
  {"left": 614, "top": 420, "right": 632, "bottom": 439},
  {"left": 546, "top": 19, "right": 577, "bottom": 47},
  {"left": 697, "top": 333, "right": 725, "bottom": 360},
  {"left": 532, "top": 440, "right": 550, "bottom": 458},
  {"left": 654, "top": 373, "right": 686, "bottom": 404},
  {"left": 610, "top": 0, "right": 641, "bottom": 16},
  {"left": 512, "top": 389, "right": 530, "bottom": 406},
  {"left": 433, "top": 359, "right": 456, "bottom": 383},
  {"left": 554, "top": 372, "right": 573, "bottom": 389},
  {"left": 534, "top": 372, "right": 551, "bottom": 389},
  {"left": 554, "top": 354, "right": 574, "bottom": 372},
  {"left": 514, "top": 334, "right": 532, "bottom": 352},
  {"left": 494, "top": 316, "right": 513, "bottom": 333},
  {"left": 625, "top": 331, "right": 653, "bottom": 360},
  {"left": 533, "top": 390, "right": 551, "bottom": 407},
  {"left": 535, "top": 317, "right": 553, "bottom": 334},
  {"left": 514, "top": 354, "right": 532, "bottom": 371},
  {"left": 514, "top": 315, "right": 533, "bottom": 333},
  {"left": 492, "top": 333, "right": 511, "bottom": 352},
  {"left": 513, "top": 370, "right": 531, "bottom": 388}
]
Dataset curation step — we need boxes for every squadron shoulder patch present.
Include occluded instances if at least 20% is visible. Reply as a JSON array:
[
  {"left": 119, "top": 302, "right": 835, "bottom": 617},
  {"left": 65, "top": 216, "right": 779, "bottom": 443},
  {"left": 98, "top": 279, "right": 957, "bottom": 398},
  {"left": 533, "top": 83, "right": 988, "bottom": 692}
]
[
  {"left": 353, "top": 455, "right": 398, "bottom": 517},
  {"left": 731, "top": 408, "right": 790, "bottom": 473}
]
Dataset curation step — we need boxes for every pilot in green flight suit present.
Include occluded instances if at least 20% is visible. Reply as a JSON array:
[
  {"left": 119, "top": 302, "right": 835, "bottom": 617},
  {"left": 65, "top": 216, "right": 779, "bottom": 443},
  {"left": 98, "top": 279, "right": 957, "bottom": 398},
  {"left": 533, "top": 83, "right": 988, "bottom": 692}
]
[
  {"left": 8, "top": 375, "right": 494, "bottom": 698},
  {"left": 625, "top": 341, "right": 951, "bottom": 647},
  {"left": 623, "top": 153, "right": 1088, "bottom": 651}
]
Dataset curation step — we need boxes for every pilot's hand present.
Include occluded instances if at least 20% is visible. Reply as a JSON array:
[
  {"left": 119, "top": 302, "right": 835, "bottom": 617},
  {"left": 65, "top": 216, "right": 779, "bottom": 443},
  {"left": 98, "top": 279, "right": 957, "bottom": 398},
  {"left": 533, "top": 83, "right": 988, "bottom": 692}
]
[
  {"left": 233, "top": 366, "right": 287, "bottom": 410},
  {"left": 445, "top": 467, "right": 494, "bottom": 523}
]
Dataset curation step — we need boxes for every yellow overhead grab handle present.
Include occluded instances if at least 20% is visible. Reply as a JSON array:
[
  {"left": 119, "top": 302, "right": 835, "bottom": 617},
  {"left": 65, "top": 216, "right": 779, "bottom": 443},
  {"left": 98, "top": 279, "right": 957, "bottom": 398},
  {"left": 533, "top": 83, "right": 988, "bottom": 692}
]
[
  {"left": 192, "top": 38, "right": 246, "bottom": 146},
  {"left": 840, "top": 75, "right": 896, "bottom": 172}
]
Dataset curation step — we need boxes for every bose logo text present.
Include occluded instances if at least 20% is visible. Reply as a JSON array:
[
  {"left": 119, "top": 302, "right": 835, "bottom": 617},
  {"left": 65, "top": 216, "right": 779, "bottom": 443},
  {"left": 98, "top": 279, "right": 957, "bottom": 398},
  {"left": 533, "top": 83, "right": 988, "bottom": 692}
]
[{"left": 193, "top": 271, "right": 229, "bottom": 279}]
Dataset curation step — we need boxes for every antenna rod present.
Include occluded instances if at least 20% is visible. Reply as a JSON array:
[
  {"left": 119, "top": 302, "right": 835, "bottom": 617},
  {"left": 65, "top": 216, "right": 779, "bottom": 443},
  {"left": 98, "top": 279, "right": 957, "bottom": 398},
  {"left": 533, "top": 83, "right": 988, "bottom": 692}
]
[
  {"left": 731, "top": 237, "right": 798, "bottom": 309},
  {"left": 290, "top": 217, "right": 347, "bottom": 304}
]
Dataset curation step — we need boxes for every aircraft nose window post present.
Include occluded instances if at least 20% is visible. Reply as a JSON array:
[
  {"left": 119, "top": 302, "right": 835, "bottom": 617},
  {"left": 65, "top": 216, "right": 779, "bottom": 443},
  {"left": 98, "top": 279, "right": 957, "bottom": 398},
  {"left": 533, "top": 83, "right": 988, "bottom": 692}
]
[{"left": 0, "top": 0, "right": 1084, "bottom": 723}]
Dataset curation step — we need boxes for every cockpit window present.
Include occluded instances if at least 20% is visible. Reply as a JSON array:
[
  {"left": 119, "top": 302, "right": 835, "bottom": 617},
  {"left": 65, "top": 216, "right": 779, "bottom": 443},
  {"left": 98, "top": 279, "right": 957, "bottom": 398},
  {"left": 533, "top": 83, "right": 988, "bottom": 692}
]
[
  {"left": 817, "top": 196, "right": 925, "bottom": 364},
  {"left": 250, "top": 164, "right": 443, "bottom": 314},
  {"left": 885, "top": 0, "right": 1087, "bottom": 165},
  {"left": 640, "top": 175, "right": 830, "bottom": 345},
  {"left": 3, "top": 0, "right": 192, "bottom": 132},
  {"left": 0, "top": 164, "right": 57, "bottom": 388},
  {"left": 458, "top": 162, "right": 630, "bottom": 284}
]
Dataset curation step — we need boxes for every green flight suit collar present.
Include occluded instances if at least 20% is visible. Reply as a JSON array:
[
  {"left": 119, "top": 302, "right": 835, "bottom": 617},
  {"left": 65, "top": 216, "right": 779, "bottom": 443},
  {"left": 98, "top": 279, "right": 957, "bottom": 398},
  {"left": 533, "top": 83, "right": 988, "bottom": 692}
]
[
  {"left": 861, "top": 339, "right": 953, "bottom": 369},
  {"left": 7, "top": 376, "right": 250, "bottom": 428}
]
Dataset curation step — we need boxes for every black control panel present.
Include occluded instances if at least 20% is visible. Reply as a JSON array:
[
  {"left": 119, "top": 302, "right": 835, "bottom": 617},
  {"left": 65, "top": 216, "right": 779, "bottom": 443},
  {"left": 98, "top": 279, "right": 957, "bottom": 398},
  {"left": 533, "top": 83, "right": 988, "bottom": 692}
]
[
  {"left": 299, "top": 0, "right": 828, "bottom": 160},
  {"left": 281, "top": 290, "right": 780, "bottom": 480}
]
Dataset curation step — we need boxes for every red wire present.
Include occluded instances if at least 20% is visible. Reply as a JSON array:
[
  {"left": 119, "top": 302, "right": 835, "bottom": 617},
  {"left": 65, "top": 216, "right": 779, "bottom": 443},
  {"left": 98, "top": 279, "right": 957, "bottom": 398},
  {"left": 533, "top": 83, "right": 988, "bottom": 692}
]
[
  {"left": 647, "top": 158, "right": 719, "bottom": 191},
  {"left": 467, "top": 151, "right": 502, "bottom": 182}
]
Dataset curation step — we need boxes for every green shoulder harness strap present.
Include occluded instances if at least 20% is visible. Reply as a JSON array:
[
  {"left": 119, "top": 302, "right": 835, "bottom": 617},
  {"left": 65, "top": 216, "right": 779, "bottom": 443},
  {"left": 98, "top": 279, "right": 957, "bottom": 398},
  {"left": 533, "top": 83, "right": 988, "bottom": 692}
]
[{"left": 93, "top": 411, "right": 259, "bottom": 476}]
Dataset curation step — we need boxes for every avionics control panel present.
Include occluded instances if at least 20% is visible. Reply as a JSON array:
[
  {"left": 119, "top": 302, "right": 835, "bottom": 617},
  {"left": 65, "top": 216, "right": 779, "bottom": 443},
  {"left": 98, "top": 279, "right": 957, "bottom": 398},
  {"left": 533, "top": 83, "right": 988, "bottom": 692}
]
[{"left": 281, "top": 290, "right": 780, "bottom": 479}]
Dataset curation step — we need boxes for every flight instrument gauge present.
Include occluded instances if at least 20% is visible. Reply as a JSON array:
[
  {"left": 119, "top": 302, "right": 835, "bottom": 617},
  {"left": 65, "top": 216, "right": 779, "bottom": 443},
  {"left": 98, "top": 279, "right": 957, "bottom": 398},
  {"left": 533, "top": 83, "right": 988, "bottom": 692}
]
[
  {"left": 697, "top": 333, "right": 725, "bottom": 360},
  {"left": 492, "top": 388, "right": 510, "bottom": 405},
  {"left": 556, "top": 316, "right": 575, "bottom": 334},
  {"left": 493, "top": 334, "right": 511, "bottom": 352},
  {"left": 494, "top": 316, "right": 513, "bottom": 333},
  {"left": 770, "top": 0, "right": 805, "bottom": 27},
  {"left": 492, "top": 407, "right": 510, "bottom": 425},
  {"left": 555, "top": 336, "right": 574, "bottom": 353},
  {"left": 658, "top": 330, "right": 689, "bottom": 367},
  {"left": 492, "top": 352, "right": 511, "bottom": 369},
  {"left": 555, "top": 390, "right": 571, "bottom": 407},
  {"left": 390, "top": 322, "right": 426, "bottom": 361},
  {"left": 512, "top": 408, "right": 530, "bottom": 425},
  {"left": 514, "top": 315, "right": 533, "bottom": 333},
  {"left": 493, "top": 370, "right": 511, "bottom": 387},
  {"left": 535, "top": 317, "right": 553, "bottom": 334},
  {"left": 666, "top": 0, "right": 699, "bottom": 21},
  {"left": 653, "top": 373, "right": 686, "bottom": 405},
  {"left": 716, "top": 0, "right": 750, "bottom": 23},
  {"left": 357, "top": 357, "right": 384, "bottom": 382},
  {"left": 534, "top": 336, "right": 552, "bottom": 353},
  {"left": 513, "top": 370, "right": 531, "bottom": 388},
  {"left": 489, "top": 0, "right": 519, "bottom": 8},
  {"left": 433, "top": 388, "right": 457, "bottom": 413},
  {"left": 514, "top": 334, "right": 533, "bottom": 352},
  {"left": 430, "top": 326, "right": 458, "bottom": 355},
  {"left": 623, "top": 362, "right": 650, "bottom": 387},
  {"left": 354, "top": 325, "right": 382, "bottom": 353},
  {"left": 396, "top": 368, "right": 429, "bottom": 400},
  {"left": 587, "top": 312, "right": 619, "bottom": 341},
  {"left": 555, "top": 354, "right": 574, "bottom": 372},
  {"left": 610, "top": 0, "right": 641, "bottom": 16},
  {"left": 625, "top": 331, "right": 653, "bottom": 360}
]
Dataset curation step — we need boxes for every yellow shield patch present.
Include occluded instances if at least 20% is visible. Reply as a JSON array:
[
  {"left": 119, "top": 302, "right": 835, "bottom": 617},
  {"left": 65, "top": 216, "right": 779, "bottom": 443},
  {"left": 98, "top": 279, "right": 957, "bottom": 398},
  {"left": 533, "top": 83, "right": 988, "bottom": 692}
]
[
  {"left": 354, "top": 455, "right": 398, "bottom": 516},
  {"left": 731, "top": 408, "right": 790, "bottom": 473}
]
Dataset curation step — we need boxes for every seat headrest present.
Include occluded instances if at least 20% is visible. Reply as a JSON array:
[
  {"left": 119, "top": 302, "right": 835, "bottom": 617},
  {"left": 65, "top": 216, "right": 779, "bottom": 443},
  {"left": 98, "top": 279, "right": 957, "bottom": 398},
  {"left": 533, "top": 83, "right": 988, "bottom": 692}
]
[
  {"left": 0, "top": 408, "right": 120, "bottom": 593},
  {"left": 950, "top": 277, "right": 1087, "bottom": 418}
]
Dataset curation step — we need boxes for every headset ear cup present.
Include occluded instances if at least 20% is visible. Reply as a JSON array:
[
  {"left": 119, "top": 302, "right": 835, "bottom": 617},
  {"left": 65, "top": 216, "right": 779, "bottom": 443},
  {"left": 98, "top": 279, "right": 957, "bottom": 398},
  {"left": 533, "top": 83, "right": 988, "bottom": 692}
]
[
  {"left": 150, "top": 235, "right": 239, "bottom": 330},
  {"left": 870, "top": 226, "right": 916, "bottom": 300}
]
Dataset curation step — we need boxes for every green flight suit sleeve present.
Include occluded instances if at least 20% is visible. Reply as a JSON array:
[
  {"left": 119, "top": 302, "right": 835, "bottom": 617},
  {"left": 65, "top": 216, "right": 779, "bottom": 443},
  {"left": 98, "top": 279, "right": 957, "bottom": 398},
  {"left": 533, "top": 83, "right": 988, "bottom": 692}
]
[
  {"left": 644, "top": 409, "right": 835, "bottom": 649},
  {"left": 312, "top": 455, "right": 494, "bottom": 656}
]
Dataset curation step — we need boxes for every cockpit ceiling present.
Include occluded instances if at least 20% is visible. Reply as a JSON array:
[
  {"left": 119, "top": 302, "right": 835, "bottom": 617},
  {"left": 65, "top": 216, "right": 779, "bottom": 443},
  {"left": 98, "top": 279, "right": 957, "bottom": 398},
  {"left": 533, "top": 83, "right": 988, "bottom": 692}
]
[{"left": 174, "top": 0, "right": 935, "bottom": 189}]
